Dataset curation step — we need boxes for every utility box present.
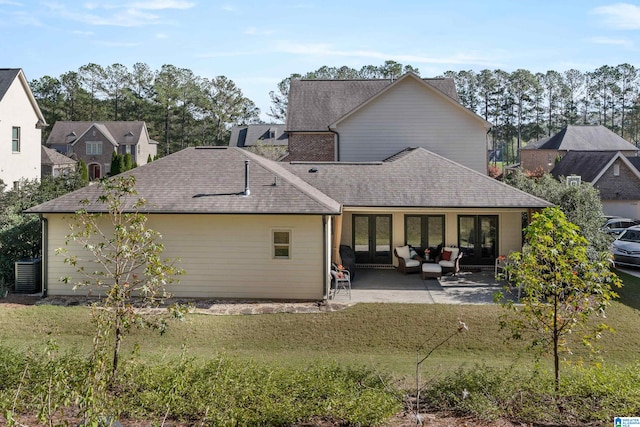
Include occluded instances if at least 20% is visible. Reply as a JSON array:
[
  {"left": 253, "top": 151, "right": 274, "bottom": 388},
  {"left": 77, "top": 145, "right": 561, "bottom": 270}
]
[{"left": 14, "top": 258, "right": 42, "bottom": 293}]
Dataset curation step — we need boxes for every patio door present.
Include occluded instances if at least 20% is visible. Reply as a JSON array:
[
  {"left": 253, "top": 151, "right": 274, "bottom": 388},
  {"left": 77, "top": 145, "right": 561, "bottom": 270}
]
[
  {"left": 458, "top": 215, "right": 498, "bottom": 265},
  {"left": 353, "top": 214, "right": 392, "bottom": 264}
]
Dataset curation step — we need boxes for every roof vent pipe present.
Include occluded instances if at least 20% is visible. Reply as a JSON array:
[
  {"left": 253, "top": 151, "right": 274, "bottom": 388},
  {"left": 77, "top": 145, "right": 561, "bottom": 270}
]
[{"left": 243, "top": 160, "right": 250, "bottom": 196}]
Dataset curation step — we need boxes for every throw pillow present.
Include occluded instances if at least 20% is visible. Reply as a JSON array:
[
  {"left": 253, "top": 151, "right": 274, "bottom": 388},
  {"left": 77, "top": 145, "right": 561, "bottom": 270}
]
[
  {"left": 441, "top": 250, "right": 452, "bottom": 261},
  {"left": 396, "top": 245, "right": 411, "bottom": 260}
]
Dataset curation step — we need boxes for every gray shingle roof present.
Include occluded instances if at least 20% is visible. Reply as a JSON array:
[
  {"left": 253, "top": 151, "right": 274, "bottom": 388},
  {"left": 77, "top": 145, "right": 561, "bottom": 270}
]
[
  {"left": 0, "top": 69, "right": 20, "bottom": 102},
  {"left": 229, "top": 124, "right": 288, "bottom": 147},
  {"left": 523, "top": 125, "right": 639, "bottom": 151},
  {"left": 27, "top": 147, "right": 341, "bottom": 215},
  {"left": 41, "top": 146, "right": 77, "bottom": 166},
  {"left": 286, "top": 75, "right": 460, "bottom": 132},
  {"left": 46, "top": 121, "right": 148, "bottom": 146},
  {"left": 550, "top": 151, "right": 619, "bottom": 182},
  {"left": 283, "top": 148, "right": 552, "bottom": 209}
]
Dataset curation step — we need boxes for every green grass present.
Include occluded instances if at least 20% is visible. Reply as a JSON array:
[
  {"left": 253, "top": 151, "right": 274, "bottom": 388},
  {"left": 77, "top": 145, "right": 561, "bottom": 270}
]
[{"left": 2, "top": 270, "right": 640, "bottom": 378}]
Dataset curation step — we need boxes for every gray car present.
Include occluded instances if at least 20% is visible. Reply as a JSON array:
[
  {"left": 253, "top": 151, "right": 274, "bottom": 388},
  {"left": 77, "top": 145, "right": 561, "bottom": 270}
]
[
  {"left": 611, "top": 226, "right": 640, "bottom": 268},
  {"left": 602, "top": 218, "right": 640, "bottom": 236}
]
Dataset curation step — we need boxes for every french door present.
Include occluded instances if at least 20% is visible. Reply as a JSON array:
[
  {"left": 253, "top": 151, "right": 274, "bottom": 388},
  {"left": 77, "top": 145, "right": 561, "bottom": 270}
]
[
  {"left": 353, "top": 214, "right": 392, "bottom": 264},
  {"left": 458, "top": 215, "right": 498, "bottom": 265}
]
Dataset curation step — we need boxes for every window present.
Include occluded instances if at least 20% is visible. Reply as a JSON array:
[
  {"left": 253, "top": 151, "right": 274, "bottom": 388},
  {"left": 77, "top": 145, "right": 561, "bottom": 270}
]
[
  {"left": 86, "top": 141, "right": 102, "bottom": 155},
  {"left": 124, "top": 144, "right": 132, "bottom": 155},
  {"left": 404, "top": 215, "right": 445, "bottom": 250},
  {"left": 11, "top": 127, "right": 20, "bottom": 152},
  {"left": 614, "top": 163, "right": 620, "bottom": 176},
  {"left": 273, "top": 230, "right": 291, "bottom": 259}
]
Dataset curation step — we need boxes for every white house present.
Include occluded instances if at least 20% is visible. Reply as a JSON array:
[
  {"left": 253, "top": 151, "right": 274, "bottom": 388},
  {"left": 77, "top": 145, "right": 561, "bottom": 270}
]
[{"left": 0, "top": 68, "right": 47, "bottom": 190}]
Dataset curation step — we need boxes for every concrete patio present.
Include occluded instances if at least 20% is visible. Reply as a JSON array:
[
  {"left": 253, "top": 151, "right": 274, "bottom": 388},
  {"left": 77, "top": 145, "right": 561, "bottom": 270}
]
[{"left": 330, "top": 267, "right": 514, "bottom": 304}]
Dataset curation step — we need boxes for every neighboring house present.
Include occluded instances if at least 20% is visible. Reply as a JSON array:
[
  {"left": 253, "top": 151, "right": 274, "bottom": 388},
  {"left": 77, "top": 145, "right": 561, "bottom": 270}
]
[
  {"left": 0, "top": 68, "right": 47, "bottom": 190},
  {"left": 521, "top": 125, "right": 638, "bottom": 173},
  {"left": 551, "top": 150, "right": 640, "bottom": 219},
  {"left": 229, "top": 124, "right": 288, "bottom": 148},
  {"left": 41, "top": 146, "right": 77, "bottom": 177},
  {"left": 28, "top": 146, "right": 550, "bottom": 300},
  {"left": 46, "top": 121, "right": 158, "bottom": 180},
  {"left": 284, "top": 72, "right": 491, "bottom": 174}
]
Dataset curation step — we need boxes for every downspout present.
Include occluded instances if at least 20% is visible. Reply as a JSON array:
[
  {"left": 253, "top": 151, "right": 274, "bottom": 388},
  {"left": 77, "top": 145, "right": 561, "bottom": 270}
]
[
  {"left": 322, "top": 215, "right": 328, "bottom": 300},
  {"left": 328, "top": 127, "right": 340, "bottom": 161},
  {"left": 39, "top": 214, "right": 48, "bottom": 298}
]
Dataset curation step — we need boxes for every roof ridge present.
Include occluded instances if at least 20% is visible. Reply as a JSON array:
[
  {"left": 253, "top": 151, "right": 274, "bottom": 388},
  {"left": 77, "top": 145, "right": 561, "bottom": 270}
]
[{"left": 236, "top": 148, "right": 341, "bottom": 213}]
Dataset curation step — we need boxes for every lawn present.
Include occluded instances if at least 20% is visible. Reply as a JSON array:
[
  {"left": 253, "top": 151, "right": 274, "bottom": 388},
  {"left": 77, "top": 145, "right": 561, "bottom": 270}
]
[{"left": 1, "top": 269, "right": 640, "bottom": 380}]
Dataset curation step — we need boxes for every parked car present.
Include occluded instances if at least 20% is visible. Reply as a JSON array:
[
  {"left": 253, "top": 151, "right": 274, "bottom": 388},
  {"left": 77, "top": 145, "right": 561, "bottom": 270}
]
[
  {"left": 611, "top": 225, "right": 640, "bottom": 268},
  {"left": 602, "top": 217, "right": 640, "bottom": 236}
]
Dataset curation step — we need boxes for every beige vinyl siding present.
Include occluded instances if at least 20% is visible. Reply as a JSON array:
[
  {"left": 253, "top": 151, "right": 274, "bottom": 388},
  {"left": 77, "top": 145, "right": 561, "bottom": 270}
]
[
  {"left": 44, "top": 214, "right": 325, "bottom": 300},
  {"left": 336, "top": 77, "right": 488, "bottom": 173}
]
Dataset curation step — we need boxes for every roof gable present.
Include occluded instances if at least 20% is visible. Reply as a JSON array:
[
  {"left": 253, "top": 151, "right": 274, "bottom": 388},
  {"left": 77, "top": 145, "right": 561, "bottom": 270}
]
[
  {"left": 330, "top": 72, "right": 490, "bottom": 129},
  {"left": 550, "top": 151, "right": 618, "bottom": 182},
  {"left": 41, "top": 146, "right": 77, "bottom": 166},
  {"left": 0, "top": 68, "right": 48, "bottom": 126},
  {"left": 285, "top": 73, "right": 462, "bottom": 132}
]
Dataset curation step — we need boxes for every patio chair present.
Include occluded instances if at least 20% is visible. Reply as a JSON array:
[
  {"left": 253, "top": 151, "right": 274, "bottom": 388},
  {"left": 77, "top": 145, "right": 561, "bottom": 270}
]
[
  {"left": 330, "top": 264, "right": 351, "bottom": 299},
  {"left": 394, "top": 245, "right": 423, "bottom": 274},
  {"left": 437, "top": 246, "right": 463, "bottom": 276}
]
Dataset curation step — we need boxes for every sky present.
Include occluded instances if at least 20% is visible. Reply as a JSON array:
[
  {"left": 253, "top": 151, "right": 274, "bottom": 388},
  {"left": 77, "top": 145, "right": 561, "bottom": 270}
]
[{"left": 2, "top": 0, "right": 640, "bottom": 121}]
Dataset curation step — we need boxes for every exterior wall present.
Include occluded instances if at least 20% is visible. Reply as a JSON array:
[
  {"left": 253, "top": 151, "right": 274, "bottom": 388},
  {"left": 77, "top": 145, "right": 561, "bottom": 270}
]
[
  {"left": 335, "top": 78, "right": 488, "bottom": 173},
  {"left": 595, "top": 158, "right": 640, "bottom": 201},
  {"left": 602, "top": 201, "right": 640, "bottom": 219},
  {"left": 70, "top": 129, "right": 116, "bottom": 177},
  {"left": 520, "top": 149, "right": 560, "bottom": 173},
  {"left": 339, "top": 208, "right": 525, "bottom": 267},
  {"left": 286, "top": 133, "right": 335, "bottom": 161},
  {"left": 0, "top": 77, "right": 42, "bottom": 188},
  {"left": 136, "top": 140, "right": 157, "bottom": 165},
  {"left": 44, "top": 213, "right": 326, "bottom": 300}
]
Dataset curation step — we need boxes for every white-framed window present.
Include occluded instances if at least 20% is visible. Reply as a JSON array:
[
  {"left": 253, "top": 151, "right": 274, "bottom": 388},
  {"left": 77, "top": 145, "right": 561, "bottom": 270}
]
[
  {"left": 86, "top": 141, "right": 102, "bottom": 155},
  {"left": 614, "top": 163, "right": 620, "bottom": 176},
  {"left": 123, "top": 144, "right": 132, "bottom": 155},
  {"left": 11, "top": 127, "right": 20, "bottom": 152},
  {"left": 272, "top": 229, "right": 292, "bottom": 259}
]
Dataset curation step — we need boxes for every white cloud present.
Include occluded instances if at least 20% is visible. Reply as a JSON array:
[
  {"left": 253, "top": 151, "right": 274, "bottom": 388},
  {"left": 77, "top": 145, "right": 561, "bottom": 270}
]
[
  {"left": 46, "top": 0, "right": 192, "bottom": 27},
  {"left": 95, "top": 40, "right": 142, "bottom": 47},
  {"left": 244, "top": 26, "right": 274, "bottom": 36},
  {"left": 0, "top": 0, "right": 22, "bottom": 5},
  {"left": 272, "top": 41, "right": 499, "bottom": 67},
  {"left": 589, "top": 36, "right": 634, "bottom": 48},
  {"left": 221, "top": 4, "right": 237, "bottom": 12},
  {"left": 155, "top": 32, "right": 168, "bottom": 38},
  {"left": 591, "top": 3, "right": 640, "bottom": 30}
]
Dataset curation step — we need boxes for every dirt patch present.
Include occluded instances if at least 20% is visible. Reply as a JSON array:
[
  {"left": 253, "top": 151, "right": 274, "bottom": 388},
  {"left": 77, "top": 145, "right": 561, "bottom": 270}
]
[{"left": 0, "top": 292, "right": 41, "bottom": 307}]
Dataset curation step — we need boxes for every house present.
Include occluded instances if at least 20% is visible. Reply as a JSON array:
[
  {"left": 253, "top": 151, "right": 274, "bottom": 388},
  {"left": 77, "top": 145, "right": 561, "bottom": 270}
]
[
  {"left": 27, "top": 146, "right": 551, "bottom": 300},
  {"left": 46, "top": 121, "right": 158, "bottom": 180},
  {"left": 284, "top": 72, "right": 491, "bottom": 174},
  {"left": 229, "top": 124, "right": 288, "bottom": 148},
  {"left": 41, "top": 146, "right": 77, "bottom": 177},
  {"left": 521, "top": 125, "right": 638, "bottom": 174},
  {"left": 0, "top": 68, "right": 47, "bottom": 190},
  {"left": 551, "top": 150, "right": 640, "bottom": 219}
]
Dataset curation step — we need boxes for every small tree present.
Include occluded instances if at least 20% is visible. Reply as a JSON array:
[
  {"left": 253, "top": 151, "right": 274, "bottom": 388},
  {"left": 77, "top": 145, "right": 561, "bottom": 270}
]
[
  {"left": 147, "top": 154, "right": 152, "bottom": 163},
  {"left": 77, "top": 159, "right": 89, "bottom": 184},
  {"left": 123, "top": 153, "right": 132, "bottom": 171},
  {"left": 110, "top": 152, "right": 122, "bottom": 176},
  {"left": 497, "top": 207, "right": 621, "bottom": 393},
  {"left": 58, "top": 175, "right": 185, "bottom": 385}
]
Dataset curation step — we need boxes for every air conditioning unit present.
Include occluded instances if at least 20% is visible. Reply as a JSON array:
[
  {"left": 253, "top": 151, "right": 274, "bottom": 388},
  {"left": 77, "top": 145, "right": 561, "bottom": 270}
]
[
  {"left": 567, "top": 175, "right": 581, "bottom": 187},
  {"left": 14, "top": 258, "right": 42, "bottom": 293}
]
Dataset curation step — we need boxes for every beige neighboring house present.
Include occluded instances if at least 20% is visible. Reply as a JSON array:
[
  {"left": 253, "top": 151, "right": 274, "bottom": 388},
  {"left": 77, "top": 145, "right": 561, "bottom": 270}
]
[
  {"left": 46, "top": 121, "right": 158, "bottom": 180},
  {"left": 285, "top": 72, "right": 491, "bottom": 174},
  {"left": 521, "top": 125, "right": 638, "bottom": 173},
  {"left": 27, "top": 146, "right": 550, "bottom": 301},
  {"left": 41, "top": 146, "right": 77, "bottom": 177},
  {"left": 0, "top": 68, "right": 47, "bottom": 190}
]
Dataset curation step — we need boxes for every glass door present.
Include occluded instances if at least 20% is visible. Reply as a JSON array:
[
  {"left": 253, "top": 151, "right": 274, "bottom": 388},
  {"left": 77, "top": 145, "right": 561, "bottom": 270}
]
[
  {"left": 458, "top": 215, "right": 498, "bottom": 265},
  {"left": 353, "top": 215, "right": 392, "bottom": 264}
]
